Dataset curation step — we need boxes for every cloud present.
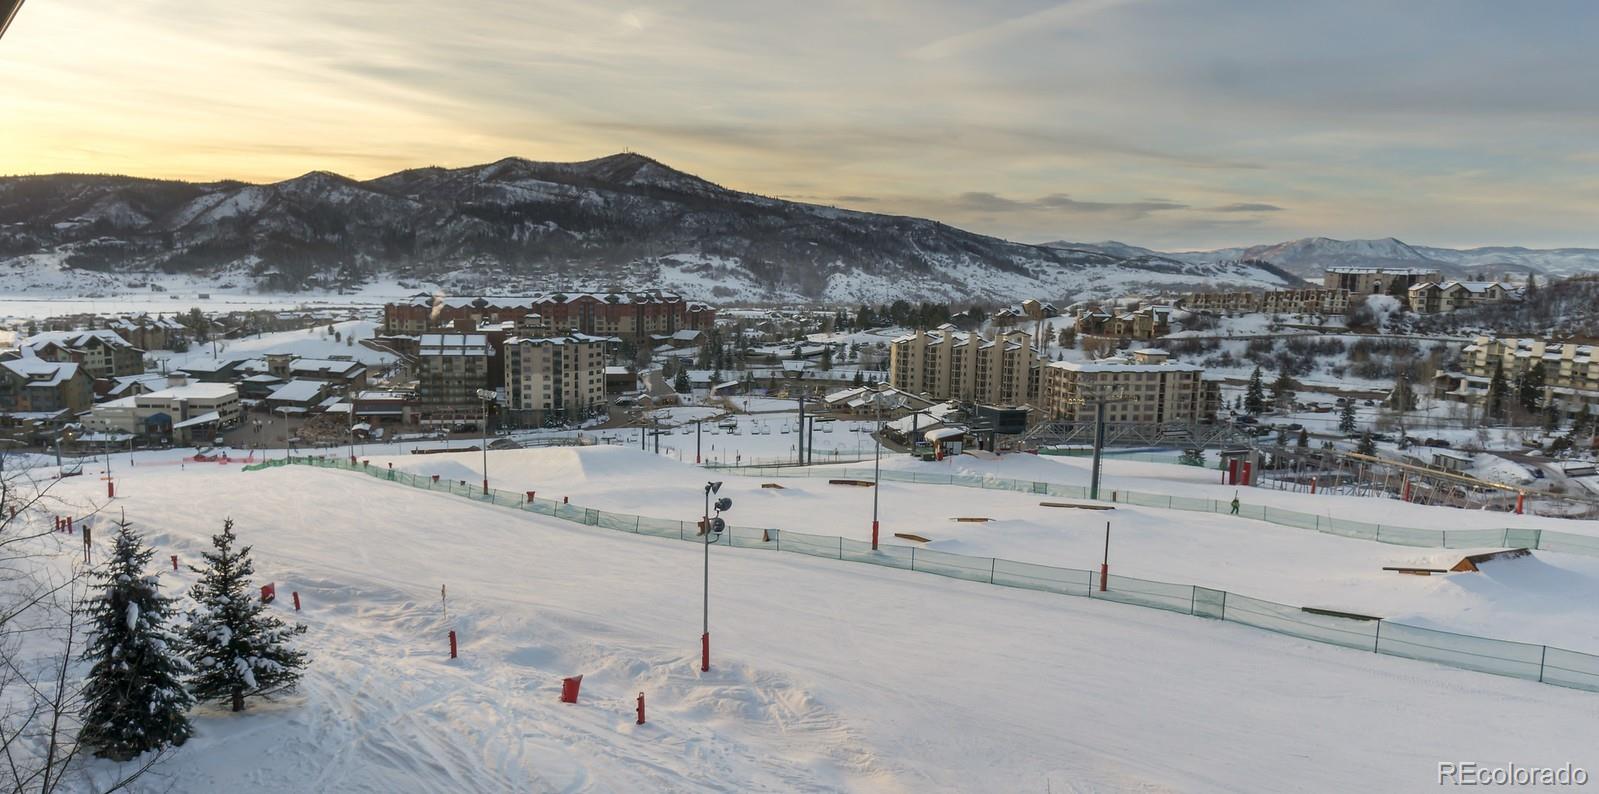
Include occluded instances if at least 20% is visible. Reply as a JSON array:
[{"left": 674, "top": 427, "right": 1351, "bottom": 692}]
[
  {"left": 908, "top": 0, "right": 1147, "bottom": 61},
  {"left": 955, "top": 191, "right": 1186, "bottom": 216},
  {"left": 1208, "top": 202, "right": 1285, "bottom": 212}
]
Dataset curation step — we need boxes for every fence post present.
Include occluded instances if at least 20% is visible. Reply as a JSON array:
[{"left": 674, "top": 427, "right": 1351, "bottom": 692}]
[
  {"left": 1539, "top": 645, "right": 1547, "bottom": 683},
  {"left": 910, "top": 547, "right": 916, "bottom": 571},
  {"left": 1373, "top": 620, "right": 1382, "bottom": 653},
  {"left": 989, "top": 558, "right": 996, "bottom": 584},
  {"left": 838, "top": 537, "right": 843, "bottom": 559},
  {"left": 1189, "top": 586, "right": 1196, "bottom": 615},
  {"left": 1219, "top": 590, "right": 1227, "bottom": 619}
]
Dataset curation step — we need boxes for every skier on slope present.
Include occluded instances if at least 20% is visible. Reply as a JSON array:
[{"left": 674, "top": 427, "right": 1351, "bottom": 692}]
[{"left": 1230, "top": 492, "right": 1240, "bottom": 515}]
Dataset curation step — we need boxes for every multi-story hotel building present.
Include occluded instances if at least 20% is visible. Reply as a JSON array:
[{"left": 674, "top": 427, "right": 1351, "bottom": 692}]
[
  {"left": 1041, "top": 349, "right": 1218, "bottom": 425},
  {"left": 888, "top": 326, "right": 1041, "bottom": 405},
  {"left": 503, "top": 333, "right": 609, "bottom": 426}
]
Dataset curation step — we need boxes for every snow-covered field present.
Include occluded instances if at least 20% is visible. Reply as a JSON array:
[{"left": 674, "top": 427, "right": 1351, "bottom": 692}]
[
  {"left": 375, "top": 447, "right": 1599, "bottom": 654},
  {"left": 147, "top": 319, "right": 397, "bottom": 371},
  {"left": 19, "top": 450, "right": 1598, "bottom": 792}
]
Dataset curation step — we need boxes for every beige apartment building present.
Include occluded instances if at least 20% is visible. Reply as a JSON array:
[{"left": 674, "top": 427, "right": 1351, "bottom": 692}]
[
  {"left": 889, "top": 326, "right": 1040, "bottom": 405},
  {"left": 1041, "top": 349, "right": 1218, "bottom": 425},
  {"left": 1443, "top": 336, "right": 1599, "bottom": 417},
  {"left": 503, "top": 333, "right": 609, "bottom": 426}
]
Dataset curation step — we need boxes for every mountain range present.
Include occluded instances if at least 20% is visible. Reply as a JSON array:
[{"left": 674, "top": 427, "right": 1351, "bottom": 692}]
[
  {"left": 1048, "top": 237, "right": 1599, "bottom": 280},
  {"left": 0, "top": 154, "right": 1299, "bottom": 304},
  {"left": 0, "top": 153, "right": 1593, "bottom": 305}
]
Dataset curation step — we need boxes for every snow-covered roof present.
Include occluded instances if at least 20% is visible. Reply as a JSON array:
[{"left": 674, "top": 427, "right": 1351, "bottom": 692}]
[
  {"left": 1325, "top": 267, "right": 1438, "bottom": 275},
  {"left": 22, "top": 329, "right": 137, "bottom": 351},
  {"left": 290, "top": 358, "right": 364, "bottom": 376},
  {"left": 267, "top": 380, "right": 328, "bottom": 404},
  {"left": 419, "top": 334, "right": 494, "bottom": 357},
  {"left": 356, "top": 390, "right": 412, "bottom": 401},
  {"left": 171, "top": 411, "right": 222, "bottom": 429},
  {"left": 1, "top": 358, "right": 81, "bottom": 387},
  {"left": 142, "top": 383, "right": 238, "bottom": 401},
  {"left": 505, "top": 332, "right": 612, "bottom": 346},
  {"left": 399, "top": 291, "right": 709, "bottom": 309},
  {"left": 1047, "top": 356, "right": 1204, "bottom": 374},
  {"left": 925, "top": 426, "right": 969, "bottom": 442}
]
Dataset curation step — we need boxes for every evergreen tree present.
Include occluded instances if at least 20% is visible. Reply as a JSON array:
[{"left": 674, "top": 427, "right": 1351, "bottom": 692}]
[
  {"left": 1518, "top": 361, "right": 1546, "bottom": 415},
  {"left": 673, "top": 369, "right": 691, "bottom": 393},
  {"left": 1244, "top": 366, "right": 1266, "bottom": 415},
  {"left": 1297, "top": 427, "right": 1310, "bottom": 448},
  {"left": 1524, "top": 274, "right": 1538, "bottom": 300},
  {"left": 1543, "top": 399, "right": 1561, "bottom": 433},
  {"left": 1338, "top": 400, "right": 1357, "bottom": 433},
  {"left": 1269, "top": 371, "right": 1295, "bottom": 408},
  {"left": 1388, "top": 373, "right": 1418, "bottom": 413},
  {"left": 1572, "top": 403, "right": 1593, "bottom": 438},
  {"left": 184, "top": 519, "right": 308, "bottom": 712},
  {"left": 1487, "top": 365, "right": 1508, "bottom": 421},
  {"left": 819, "top": 347, "right": 833, "bottom": 371},
  {"left": 1357, "top": 431, "right": 1377, "bottom": 456},
  {"left": 79, "top": 519, "right": 195, "bottom": 760}
]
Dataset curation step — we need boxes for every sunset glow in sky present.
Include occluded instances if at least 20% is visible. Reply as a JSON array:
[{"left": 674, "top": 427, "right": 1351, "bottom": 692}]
[{"left": 3, "top": 0, "right": 1596, "bottom": 249}]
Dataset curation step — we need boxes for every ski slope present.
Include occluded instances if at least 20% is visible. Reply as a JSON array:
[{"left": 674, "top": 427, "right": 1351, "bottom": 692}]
[{"left": 21, "top": 455, "right": 1597, "bottom": 792}]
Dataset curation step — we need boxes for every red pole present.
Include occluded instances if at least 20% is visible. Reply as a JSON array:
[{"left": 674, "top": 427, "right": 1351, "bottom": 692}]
[
  {"left": 871, "top": 519, "right": 879, "bottom": 551},
  {"left": 171, "top": 554, "right": 178, "bottom": 570},
  {"left": 1515, "top": 491, "right": 1525, "bottom": 515},
  {"left": 107, "top": 480, "right": 115, "bottom": 498},
  {"left": 1099, "top": 520, "right": 1110, "bottom": 592},
  {"left": 636, "top": 692, "right": 646, "bottom": 725},
  {"left": 292, "top": 591, "right": 301, "bottom": 610},
  {"left": 67, "top": 516, "right": 73, "bottom": 535},
  {"left": 701, "top": 632, "right": 710, "bottom": 672},
  {"left": 482, "top": 478, "right": 489, "bottom": 495},
  {"left": 449, "top": 630, "right": 458, "bottom": 659}
]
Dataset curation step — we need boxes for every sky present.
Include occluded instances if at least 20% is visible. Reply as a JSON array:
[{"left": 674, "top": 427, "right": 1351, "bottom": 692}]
[{"left": 2, "top": 0, "right": 1597, "bottom": 251}]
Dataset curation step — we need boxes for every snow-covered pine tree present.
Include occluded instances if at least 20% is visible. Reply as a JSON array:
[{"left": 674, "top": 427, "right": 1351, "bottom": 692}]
[
  {"left": 78, "top": 518, "right": 194, "bottom": 760},
  {"left": 184, "top": 519, "right": 307, "bottom": 712}
]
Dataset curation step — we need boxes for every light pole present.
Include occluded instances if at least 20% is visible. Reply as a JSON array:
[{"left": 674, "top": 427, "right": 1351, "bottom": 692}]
[
  {"left": 696, "top": 419, "right": 703, "bottom": 464},
  {"left": 476, "top": 389, "right": 496, "bottom": 495},
  {"left": 700, "top": 482, "right": 732, "bottom": 672}
]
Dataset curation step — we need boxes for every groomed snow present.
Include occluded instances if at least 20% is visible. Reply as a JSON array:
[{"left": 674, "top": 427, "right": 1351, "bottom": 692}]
[{"left": 28, "top": 460, "right": 1596, "bottom": 792}]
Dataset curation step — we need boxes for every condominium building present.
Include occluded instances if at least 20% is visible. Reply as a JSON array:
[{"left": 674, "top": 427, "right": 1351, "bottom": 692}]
[
  {"left": 21, "top": 330, "right": 145, "bottom": 378},
  {"left": 385, "top": 292, "right": 715, "bottom": 340},
  {"left": 1441, "top": 336, "right": 1599, "bottom": 417},
  {"left": 1074, "top": 306, "right": 1172, "bottom": 340},
  {"left": 1407, "top": 281, "right": 1522, "bottom": 314},
  {"left": 503, "top": 333, "right": 609, "bottom": 426},
  {"left": 1182, "top": 288, "right": 1350, "bottom": 315},
  {"left": 1041, "top": 349, "right": 1217, "bottom": 425},
  {"left": 1323, "top": 267, "right": 1440, "bottom": 295},
  {"left": 888, "top": 326, "right": 1040, "bottom": 405},
  {"left": 0, "top": 357, "right": 93, "bottom": 416},
  {"left": 416, "top": 333, "right": 496, "bottom": 427}
]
